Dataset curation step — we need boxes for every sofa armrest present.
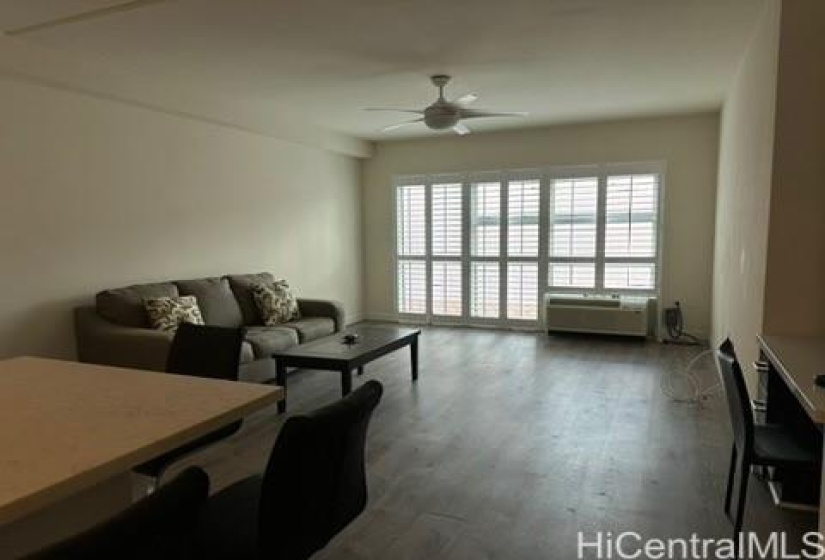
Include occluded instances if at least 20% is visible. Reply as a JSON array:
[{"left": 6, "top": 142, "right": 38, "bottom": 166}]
[
  {"left": 74, "top": 306, "right": 174, "bottom": 372},
  {"left": 297, "top": 299, "right": 345, "bottom": 331}
]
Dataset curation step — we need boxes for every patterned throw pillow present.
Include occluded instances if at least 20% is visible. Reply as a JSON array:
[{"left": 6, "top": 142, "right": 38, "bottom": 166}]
[
  {"left": 144, "top": 296, "right": 205, "bottom": 332},
  {"left": 251, "top": 280, "right": 300, "bottom": 325}
]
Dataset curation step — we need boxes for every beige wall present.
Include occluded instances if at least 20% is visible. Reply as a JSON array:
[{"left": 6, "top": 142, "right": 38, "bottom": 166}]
[
  {"left": 362, "top": 114, "right": 720, "bottom": 336},
  {"left": 712, "top": 0, "right": 825, "bottom": 391},
  {"left": 763, "top": 0, "right": 825, "bottom": 336},
  {"left": 711, "top": 0, "right": 780, "bottom": 387},
  {"left": 0, "top": 75, "right": 363, "bottom": 359}
]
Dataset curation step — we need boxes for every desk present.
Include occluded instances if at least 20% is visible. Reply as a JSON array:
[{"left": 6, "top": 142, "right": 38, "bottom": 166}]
[
  {"left": 0, "top": 356, "right": 283, "bottom": 556},
  {"left": 757, "top": 335, "right": 825, "bottom": 532}
]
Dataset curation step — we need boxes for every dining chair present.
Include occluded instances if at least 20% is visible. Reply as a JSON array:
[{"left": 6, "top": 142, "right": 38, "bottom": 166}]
[
  {"left": 26, "top": 466, "right": 209, "bottom": 560},
  {"left": 193, "top": 380, "right": 384, "bottom": 560},
  {"left": 717, "top": 338, "right": 820, "bottom": 538},
  {"left": 134, "top": 323, "right": 246, "bottom": 486}
]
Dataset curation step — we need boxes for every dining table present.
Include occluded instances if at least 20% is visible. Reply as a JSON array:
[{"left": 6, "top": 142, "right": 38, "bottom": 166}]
[{"left": 0, "top": 356, "right": 283, "bottom": 557}]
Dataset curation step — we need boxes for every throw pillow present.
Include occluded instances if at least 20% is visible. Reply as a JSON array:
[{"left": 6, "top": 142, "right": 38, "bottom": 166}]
[
  {"left": 144, "top": 296, "right": 205, "bottom": 332},
  {"left": 251, "top": 280, "right": 300, "bottom": 325}
]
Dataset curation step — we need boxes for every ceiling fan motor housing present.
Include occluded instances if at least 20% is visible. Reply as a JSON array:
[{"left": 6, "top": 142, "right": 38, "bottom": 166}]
[{"left": 424, "top": 104, "right": 460, "bottom": 130}]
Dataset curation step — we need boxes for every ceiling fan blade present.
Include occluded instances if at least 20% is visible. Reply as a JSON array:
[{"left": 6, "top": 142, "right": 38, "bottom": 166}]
[
  {"left": 453, "top": 93, "right": 479, "bottom": 106},
  {"left": 365, "top": 107, "right": 423, "bottom": 114},
  {"left": 6, "top": 0, "right": 173, "bottom": 36},
  {"left": 460, "top": 109, "right": 529, "bottom": 119},
  {"left": 381, "top": 118, "right": 424, "bottom": 132},
  {"left": 453, "top": 123, "right": 471, "bottom": 136}
]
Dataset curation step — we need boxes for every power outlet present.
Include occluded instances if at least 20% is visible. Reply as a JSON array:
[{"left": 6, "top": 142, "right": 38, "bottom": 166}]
[{"left": 664, "top": 301, "right": 682, "bottom": 330}]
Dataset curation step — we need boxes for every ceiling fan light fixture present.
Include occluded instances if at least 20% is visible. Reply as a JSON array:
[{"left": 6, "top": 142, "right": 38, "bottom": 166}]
[
  {"left": 423, "top": 105, "right": 459, "bottom": 130},
  {"left": 367, "top": 75, "right": 528, "bottom": 135}
]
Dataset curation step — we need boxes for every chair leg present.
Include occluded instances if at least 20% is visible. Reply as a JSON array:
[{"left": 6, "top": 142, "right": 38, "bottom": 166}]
[
  {"left": 733, "top": 458, "right": 750, "bottom": 539},
  {"left": 724, "top": 444, "right": 737, "bottom": 517}
]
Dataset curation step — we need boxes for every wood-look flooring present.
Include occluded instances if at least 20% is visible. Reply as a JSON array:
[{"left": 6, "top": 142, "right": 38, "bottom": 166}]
[{"left": 174, "top": 325, "right": 817, "bottom": 559}]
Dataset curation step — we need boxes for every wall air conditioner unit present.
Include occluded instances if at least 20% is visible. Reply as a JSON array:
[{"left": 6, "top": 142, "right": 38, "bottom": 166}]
[{"left": 543, "top": 294, "right": 650, "bottom": 337}]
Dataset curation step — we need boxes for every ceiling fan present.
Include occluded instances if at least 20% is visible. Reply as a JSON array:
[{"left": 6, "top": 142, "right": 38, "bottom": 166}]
[{"left": 367, "top": 75, "right": 528, "bottom": 135}]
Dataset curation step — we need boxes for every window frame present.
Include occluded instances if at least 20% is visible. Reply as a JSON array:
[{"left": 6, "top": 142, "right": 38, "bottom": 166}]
[
  {"left": 546, "top": 162, "right": 665, "bottom": 296},
  {"left": 392, "top": 161, "right": 665, "bottom": 328}
]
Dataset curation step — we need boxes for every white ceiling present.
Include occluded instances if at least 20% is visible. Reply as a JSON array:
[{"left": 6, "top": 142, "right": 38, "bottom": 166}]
[{"left": 2, "top": 0, "right": 763, "bottom": 140}]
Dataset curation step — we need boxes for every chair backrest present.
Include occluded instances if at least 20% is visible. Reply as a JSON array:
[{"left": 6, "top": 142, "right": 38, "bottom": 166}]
[
  {"left": 27, "top": 467, "right": 209, "bottom": 560},
  {"left": 717, "top": 338, "right": 754, "bottom": 453},
  {"left": 166, "top": 323, "right": 245, "bottom": 381},
  {"left": 257, "top": 380, "right": 384, "bottom": 560}
]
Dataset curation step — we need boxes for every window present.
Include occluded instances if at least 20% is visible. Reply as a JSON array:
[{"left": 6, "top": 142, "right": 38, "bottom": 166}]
[
  {"left": 395, "top": 164, "right": 662, "bottom": 325},
  {"left": 547, "top": 170, "right": 660, "bottom": 294},
  {"left": 396, "top": 183, "right": 426, "bottom": 314},
  {"left": 548, "top": 176, "right": 598, "bottom": 289},
  {"left": 471, "top": 181, "right": 500, "bottom": 257},
  {"left": 431, "top": 182, "right": 463, "bottom": 316}
]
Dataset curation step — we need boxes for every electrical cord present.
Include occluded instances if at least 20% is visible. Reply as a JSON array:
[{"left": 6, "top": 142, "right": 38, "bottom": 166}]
[
  {"left": 664, "top": 301, "right": 701, "bottom": 345},
  {"left": 660, "top": 348, "right": 719, "bottom": 404},
  {"left": 659, "top": 301, "right": 719, "bottom": 403}
]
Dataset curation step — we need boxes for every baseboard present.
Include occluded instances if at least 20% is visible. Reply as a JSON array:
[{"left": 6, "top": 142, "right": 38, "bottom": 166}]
[
  {"left": 362, "top": 313, "right": 401, "bottom": 323},
  {"left": 359, "top": 314, "right": 542, "bottom": 332},
  {"left": 345, "top": 314, "right": 365, "bottom": 325}
]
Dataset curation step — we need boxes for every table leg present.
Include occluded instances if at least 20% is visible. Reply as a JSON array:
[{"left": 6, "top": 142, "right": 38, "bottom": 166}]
[
  {"left": 276, "top": 361, "right": 287, "bottom": 414},
  {"left": 820, "top": 438, "right": 825, "bottom": 537},
  {"left": 341, "top": 367, "right": 352, "bottom": 396},
  {"left": 411, "top": 336, "right": 419, "bottom": 382}
]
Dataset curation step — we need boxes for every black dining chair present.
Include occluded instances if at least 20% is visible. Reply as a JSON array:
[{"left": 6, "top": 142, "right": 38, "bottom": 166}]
[
  {"left": 134, "top": 323, "right": 246, "bottom": 486},
  {"left": 26, "top": 466, "right": 209, "bottom": 560},
  {"left": 193, "top": 380, "right": 384, "bottom": 560},
  {"left": 717, "top": 338, "right": 820, "bottom": 538}
]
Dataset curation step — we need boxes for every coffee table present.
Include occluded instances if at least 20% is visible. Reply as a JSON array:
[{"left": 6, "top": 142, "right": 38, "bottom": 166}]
[{"left": 272, "top": 325, "right": 420, "bottom": 413}]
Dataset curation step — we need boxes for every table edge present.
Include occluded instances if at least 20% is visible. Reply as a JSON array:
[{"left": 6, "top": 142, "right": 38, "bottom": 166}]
[
  {"left": 0, "top": 386, "right": 282, "bottom": 525},
  {"left": 757, "top": 334, "right": 825, "bottom": 424}
]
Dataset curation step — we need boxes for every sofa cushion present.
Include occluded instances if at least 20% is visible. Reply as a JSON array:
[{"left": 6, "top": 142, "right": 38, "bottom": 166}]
[
  {"left": 251, "top": 281, "right": 300, "bottom": 325},
  {"left": 144, "top": 296, "right": 205, "bottom": 332},
  {"left": 176, "top": 277, "right": 243, "bottom": 327},
  {"left": 227, "top": 273, "right": 275, "bottom": 325},
  {"left": 244, "top": 326, "right": 299, "bottom": 358},
  {"left": 239, "top": 341, "right": 255, "bottom": 364},
  {"left": 281, "top": 317, "right": 336, "bottom": 343},
  {"left": 97, "top": 282, "right": 180, "bottom": 327}
]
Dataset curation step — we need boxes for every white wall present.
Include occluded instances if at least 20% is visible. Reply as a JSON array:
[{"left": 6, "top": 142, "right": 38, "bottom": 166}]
[
  {"left": 711, "top": 0, "right": 780, "bottom": 387},
  {"left": 362, "top": 114, "right": 719, "bottom": 336},
  {"left": 0, "top": 75, "right": 363, "bottom": 359}
]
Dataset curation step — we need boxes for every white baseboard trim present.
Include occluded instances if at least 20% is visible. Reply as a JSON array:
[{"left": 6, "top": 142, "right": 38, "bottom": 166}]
[
  {"left": 362, "top": 313, "right": 401, "bottom": 323},
  {"left": 345, "top": 314, "right": 365, "bottom": 325},
  {"left": 360, "top": 313, "right": 542, "bottom": 332}
]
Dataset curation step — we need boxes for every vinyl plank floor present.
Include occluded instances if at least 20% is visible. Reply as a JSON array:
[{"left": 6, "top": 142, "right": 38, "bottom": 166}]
[{"left": 173, "top": 325, "right": 817, "bottom": 559}]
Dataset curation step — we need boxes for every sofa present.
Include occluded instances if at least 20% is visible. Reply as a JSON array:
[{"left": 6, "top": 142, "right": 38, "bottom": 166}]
[{"left": 74, "top": 272, "right": 344, "bottom": 383}]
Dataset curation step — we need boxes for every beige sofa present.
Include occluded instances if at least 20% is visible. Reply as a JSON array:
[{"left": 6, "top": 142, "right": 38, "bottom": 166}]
[{"left": 74, "top": 272, "right": 344, "bottom": 383}]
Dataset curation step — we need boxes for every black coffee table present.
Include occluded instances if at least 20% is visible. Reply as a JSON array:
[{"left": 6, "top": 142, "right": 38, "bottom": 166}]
[{"left": 272, "top": 325, "right": 421, "bottom": 413}]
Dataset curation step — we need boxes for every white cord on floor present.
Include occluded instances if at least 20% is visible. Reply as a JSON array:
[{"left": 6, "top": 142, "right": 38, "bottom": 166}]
[{"left": 661, "top": 348, "right": 719, "bottom": 404}]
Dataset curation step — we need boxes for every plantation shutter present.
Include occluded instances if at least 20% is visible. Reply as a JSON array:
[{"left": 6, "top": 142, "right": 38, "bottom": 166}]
[
  {"left": 431, "top": 182, "right": 463, "bottom": 316},
  {"left": 604, "top": 173, "right": 659, "bottom": 290},
  {"left": 547, "top": 176, "right": 599, "bottom": 289},
  {"left": 396, "top": 184, "right": 427, "bottom": 314},
  {"left": 507, "top": 179, "right": 540, "bottom": 257}
]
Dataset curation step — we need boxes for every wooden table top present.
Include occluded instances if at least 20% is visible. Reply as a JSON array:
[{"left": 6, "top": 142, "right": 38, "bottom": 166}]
[
  {"left": 0, "top": 357, "right": 282, "bottom": 525},
  {"left": 758, "top": 335, "right": 825, "bottom": 424}
]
